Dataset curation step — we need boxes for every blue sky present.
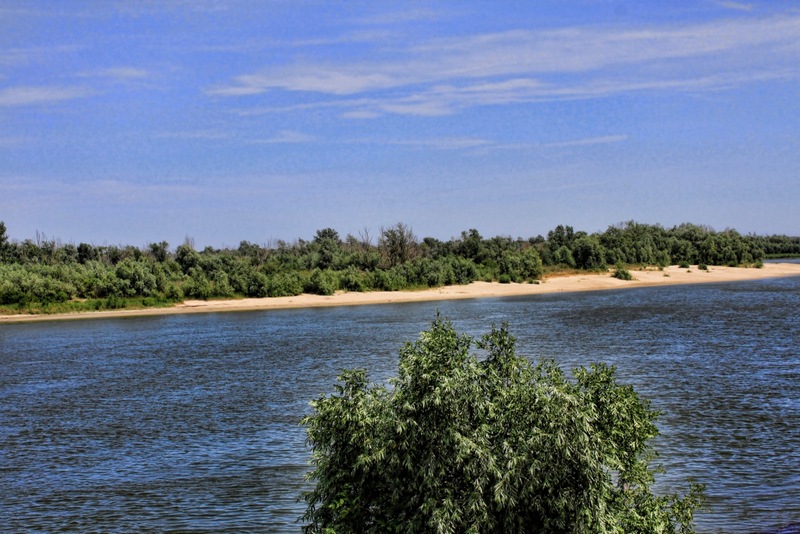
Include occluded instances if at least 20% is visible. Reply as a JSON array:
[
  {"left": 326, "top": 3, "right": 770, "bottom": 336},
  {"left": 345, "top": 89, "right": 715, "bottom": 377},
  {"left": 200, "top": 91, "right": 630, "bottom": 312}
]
[{"left": 1, "top": 1, "right": 798, "bottom": 248}]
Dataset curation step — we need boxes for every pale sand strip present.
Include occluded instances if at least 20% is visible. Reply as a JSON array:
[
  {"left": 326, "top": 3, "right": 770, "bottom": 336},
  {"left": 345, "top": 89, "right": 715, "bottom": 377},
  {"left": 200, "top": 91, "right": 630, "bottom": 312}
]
[{"left": 2, "top": 263, "right": 799, "bottom": 324}]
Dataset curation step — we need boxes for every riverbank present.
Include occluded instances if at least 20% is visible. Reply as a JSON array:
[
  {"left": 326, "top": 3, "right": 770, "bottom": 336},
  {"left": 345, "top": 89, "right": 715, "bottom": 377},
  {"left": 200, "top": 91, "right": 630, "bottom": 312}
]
[{"left": 2, "top": 263, "right": 800, "bottom": 324}]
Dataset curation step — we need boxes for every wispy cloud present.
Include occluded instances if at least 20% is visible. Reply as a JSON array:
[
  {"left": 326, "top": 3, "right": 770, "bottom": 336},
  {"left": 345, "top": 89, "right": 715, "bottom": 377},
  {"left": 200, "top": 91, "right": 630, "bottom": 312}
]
[
  {"left": 0, "top": 45, "right": 82, "bottom": 66},
  {"left": 155, "top": 129, "right": 231, "bottom": 140},
  {"left": 387, "top": 137, "right": 493, "bottom": 150},
  {"left": 715, "top": 1, "right": 755, "bottom": 12},
  {"left": 154, "top": 129, "right": 332, "bottom": 147},
  {"left": 0, "top": 85, "right": 94, "bottom": 106},
  {"left": 95, "top": 67, "right": 150, "bottom": 80},
  {"left": 341, "top": 110, "right": 382, "bottom": 119},
  {"left": 343, "top": 134, "right": 627, "bottom": 152},
  {"left": 354, "top": 8, "right": 443, "bottom": 26},
  {"left": 0, "top": 175, "right": 203, "bottom": 205},
  {"left": 211, "top": 14, "right": 800, "bottom": 117},
  {"left": 543, "top": 135, "right": 628, "bottom": 148},
  {"left": 247, "top": 130, "right": 315, "bottom": 144}
]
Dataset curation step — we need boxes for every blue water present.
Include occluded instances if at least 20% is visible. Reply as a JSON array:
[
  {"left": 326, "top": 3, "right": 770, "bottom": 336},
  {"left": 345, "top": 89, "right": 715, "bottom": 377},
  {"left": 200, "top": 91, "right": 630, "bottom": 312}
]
[{"left": 1, "top": 275, "right": 799, "bottom": 533}]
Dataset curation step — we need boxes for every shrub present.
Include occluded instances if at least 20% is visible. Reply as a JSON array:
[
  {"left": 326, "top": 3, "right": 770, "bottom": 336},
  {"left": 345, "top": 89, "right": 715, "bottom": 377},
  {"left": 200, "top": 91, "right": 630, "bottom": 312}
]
[
  {"left": 308, "top": 269, "right": 339, "bottom": 296},
  {"left": 212, "top": 272, "right": 236, "bottom": 298},
  {"left": 339, "top": 266, "right": 368, "bottom": 292},
  {"left": 552, "top": 244, "right": 576, "bottom": 268},
  {"left": 182, "top": 268, "right": 213, "bottom": 300},
  {"left": 498, "top": 248, "right": 543, "bottom": 283},
  {"left": 373, "top": 267, "right": 408, "bottom": 291},
  {"left": 104, "top": 295, "right": 126, "bottom": 309},
  {"left": 267, "top": 272, "right": 303, "bottom": 297},
  {"left": 572, "top": 235, "right": 607, "bottom": 270},
  {"left": 114, "top": 259, "right": 158, "bottom": 297},
  {"left": 612, "top": 263, "right": 634, "bottom": 281},
  {"left": 165, "top": 284, "right": 183, "bottom": 301},
  {"left": 699, "top": 263, "right": 708, "bottom": 271},
  {"left": 447, "top": 256, "right": 478, "bottom": 285},
  {"left": 679, "top": 260, "right": 691, "bottom": 269},
  {"left": 302, "top": 317, "right": 704, "bottom": 532},
  {"left": 655, "top": 250, "right": 671, "bottom": 269},
  {"left": 415, "top": 258, "right": 449, "bottom": 287},
  {"left": 246, "top": 271, "right": 270, "bottom": 298}
]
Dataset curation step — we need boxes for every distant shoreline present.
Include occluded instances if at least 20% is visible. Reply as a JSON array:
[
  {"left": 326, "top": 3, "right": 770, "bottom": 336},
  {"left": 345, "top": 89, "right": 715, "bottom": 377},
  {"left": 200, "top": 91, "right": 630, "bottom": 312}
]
[{"left": 2, "top": 263, "right": 800, "bottom": 324}]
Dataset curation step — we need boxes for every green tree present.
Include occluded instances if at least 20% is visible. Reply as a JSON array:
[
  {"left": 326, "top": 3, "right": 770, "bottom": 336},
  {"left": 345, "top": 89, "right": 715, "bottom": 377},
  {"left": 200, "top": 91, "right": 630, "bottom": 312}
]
[
  {"left": 552, "top": 244, "right": 577, "bottom": 268},
  {"left": 302, "top": 317, "right": 703, "bottom": 533},
  {"left": 0, "top": 221, "right": 8, "bottom": 263},
  {"left": 114, "top": 259, "right": 158, "bottom": 297},
  {"left": 456, "top": 228, "right": 484, "bottom": 262},
  {"left": 175, "top": 242, "right": 200, "bottom": 274},
  {"left": 312, "top": 228, "right": 343, "bottom": 270},
  {"left": 498, "top": 247, "right": 544, "bottom": 282},
  {"left": 573, "top": 235, "right": 607, "bottom": 270},
  {"left": 379, "top": 222, "right": 417, "bottom": 267},
  {"left": 148, "top": 241, "right": 170, "bottom": 263},
  {"left": 308, "top": 269, "right": 340, "bottom": 296}
]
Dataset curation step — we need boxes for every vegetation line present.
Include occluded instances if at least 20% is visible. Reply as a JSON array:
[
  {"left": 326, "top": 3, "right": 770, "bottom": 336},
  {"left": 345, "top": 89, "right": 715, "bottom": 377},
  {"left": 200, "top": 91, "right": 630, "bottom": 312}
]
[{"left": 1, "top": 220, "right": 798, "bottom": 316}]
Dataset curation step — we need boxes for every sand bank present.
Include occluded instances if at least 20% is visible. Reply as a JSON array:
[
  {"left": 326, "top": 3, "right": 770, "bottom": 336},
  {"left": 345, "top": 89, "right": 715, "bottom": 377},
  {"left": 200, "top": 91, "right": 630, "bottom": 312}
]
[{"left": 2, "top": 263, "right": 799, "bottom": 324}]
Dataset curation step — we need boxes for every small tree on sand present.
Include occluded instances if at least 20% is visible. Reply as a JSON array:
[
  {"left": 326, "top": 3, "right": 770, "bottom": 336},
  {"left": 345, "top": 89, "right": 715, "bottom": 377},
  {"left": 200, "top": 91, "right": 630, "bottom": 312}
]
[{"left": 302, "top": 316, "right": 704, "bottom": 533}]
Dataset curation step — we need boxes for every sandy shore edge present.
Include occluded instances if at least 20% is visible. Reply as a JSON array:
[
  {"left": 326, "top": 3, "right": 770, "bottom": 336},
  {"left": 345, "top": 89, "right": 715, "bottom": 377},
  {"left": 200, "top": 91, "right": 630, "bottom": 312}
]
[{"left": 2, "top": 263, "right": 799, "bottom": 324}]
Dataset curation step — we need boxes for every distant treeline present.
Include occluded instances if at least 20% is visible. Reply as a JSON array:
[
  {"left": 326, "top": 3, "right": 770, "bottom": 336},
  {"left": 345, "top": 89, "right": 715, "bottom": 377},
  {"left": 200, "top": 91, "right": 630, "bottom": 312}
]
[{"left": 0, "top": 220, "right": 798, "bottom": 312}]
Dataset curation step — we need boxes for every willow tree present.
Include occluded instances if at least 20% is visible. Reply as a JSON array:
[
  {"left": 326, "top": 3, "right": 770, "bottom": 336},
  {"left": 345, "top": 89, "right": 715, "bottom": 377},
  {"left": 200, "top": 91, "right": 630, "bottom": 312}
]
[{"left": 302, "top": 317, "right": 704, "bottom": 533}]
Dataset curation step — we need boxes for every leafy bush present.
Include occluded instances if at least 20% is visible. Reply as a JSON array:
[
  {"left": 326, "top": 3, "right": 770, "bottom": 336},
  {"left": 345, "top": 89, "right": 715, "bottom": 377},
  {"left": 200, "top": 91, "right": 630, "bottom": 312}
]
[
  {"left": 372, "top": 266, "right": 408, "bottom": 291},
  {"left": 165, "top": 284, "right": 183, "bottom": 301},
  {"left": 446, "top": 256, "right": 479, "bottom": 285},
  {"left": 698, "top": 263, "right": 708, "bottom": 271},
  {"left": 302, "top": 317, "right": 704, "bottom": 533},
  {"left": 0, "top": 264, "right": 74, "bottom": 305},
  {"left": 212, "top": 270, "right": 236, "bottom": 298},
  {"left": 338, "top": 265, "right": 368, "bottom": 292},
  {"left": 181, "top": 268, "right": 214, "bottom": 299},
  {"left": 104, "top": 295, "right": 126, "bottom": 309},
  {"left": 552, "top": 244, "right": 576, "bottom": 268},
  {"left": 246, "top": 271, "right": 270, "bottom": 298},
  {"left": 679, "top": 260, "right": 691, "bottom": 269},
  {"left": 308, "top": 269, "right": 339, "bottom": 296},
  {"left": 414, "top": 258, "right": 449, "bottom": 287},
  {"left": 267, "top": 272, "right": 303, "bottom": 297},
  {"left": 612, "top": 263, "right": 634, "bottom": 281},
  {"left": 114, "top": 259, "right": 158, "bottom": 297},
  {"left": 497, "top": 248, "right": 543, "bottom": 283},
  {"left": 572, "top": 235, "right": 607, "bottom": 270}
]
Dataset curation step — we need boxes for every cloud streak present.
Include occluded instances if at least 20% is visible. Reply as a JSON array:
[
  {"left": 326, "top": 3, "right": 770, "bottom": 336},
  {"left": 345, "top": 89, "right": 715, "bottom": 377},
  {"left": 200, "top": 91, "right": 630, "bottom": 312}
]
[
  {"left": 210, "top": 14, "right": 800, "bottom": 117},
  {"left": 95, "top": 67, "right": 150, "bottom": 80},
  {"left": 0, "top": 85, "right": 94, "bottom": 106},
  {"left": 247, "top": 130, "right": 315, "bottom": 144},
  {"left": 339, "top": 134, "right": 627, "bottom": 152}
]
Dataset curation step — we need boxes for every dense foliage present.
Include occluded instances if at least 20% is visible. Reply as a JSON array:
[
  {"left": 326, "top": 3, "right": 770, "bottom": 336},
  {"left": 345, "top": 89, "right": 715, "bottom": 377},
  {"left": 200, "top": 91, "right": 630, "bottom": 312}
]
[
  {"left": 302, "top": 317, "right": 705, "bottom": 533},
  {"left": 0, "top": 219, "right": 793, "bottom": 312}
]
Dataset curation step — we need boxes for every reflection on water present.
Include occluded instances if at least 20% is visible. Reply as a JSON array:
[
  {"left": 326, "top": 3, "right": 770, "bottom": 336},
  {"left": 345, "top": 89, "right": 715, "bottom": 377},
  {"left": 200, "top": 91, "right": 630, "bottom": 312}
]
[{"left": 1, "top": 276, "right": 799, "bottom": 532}]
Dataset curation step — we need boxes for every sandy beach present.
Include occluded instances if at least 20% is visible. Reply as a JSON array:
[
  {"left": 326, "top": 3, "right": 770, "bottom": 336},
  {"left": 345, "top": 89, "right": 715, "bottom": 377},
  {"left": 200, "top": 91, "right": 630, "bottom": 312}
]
[{"left": 2, "top": 263, "right": 799, "bottom": 324}]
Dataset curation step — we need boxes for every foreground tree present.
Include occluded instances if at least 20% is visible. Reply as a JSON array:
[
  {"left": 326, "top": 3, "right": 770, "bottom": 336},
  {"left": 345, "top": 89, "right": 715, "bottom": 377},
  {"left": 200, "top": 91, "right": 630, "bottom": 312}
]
[{"left": 302, "top": 317, "right": 703, "bottom": 533}]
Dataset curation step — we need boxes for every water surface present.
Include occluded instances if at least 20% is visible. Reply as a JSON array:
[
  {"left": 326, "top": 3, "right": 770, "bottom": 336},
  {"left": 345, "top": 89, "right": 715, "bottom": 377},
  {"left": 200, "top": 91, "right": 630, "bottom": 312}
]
[{"left": 2, "top": 276, "right": 798, "bottom": 532}]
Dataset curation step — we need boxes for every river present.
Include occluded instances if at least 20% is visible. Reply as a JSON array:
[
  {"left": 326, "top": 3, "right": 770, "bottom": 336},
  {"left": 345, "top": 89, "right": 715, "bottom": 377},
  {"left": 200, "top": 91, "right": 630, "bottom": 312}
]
[{"left": 2, "top": 274, "right": 799, "bottom": 532}]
